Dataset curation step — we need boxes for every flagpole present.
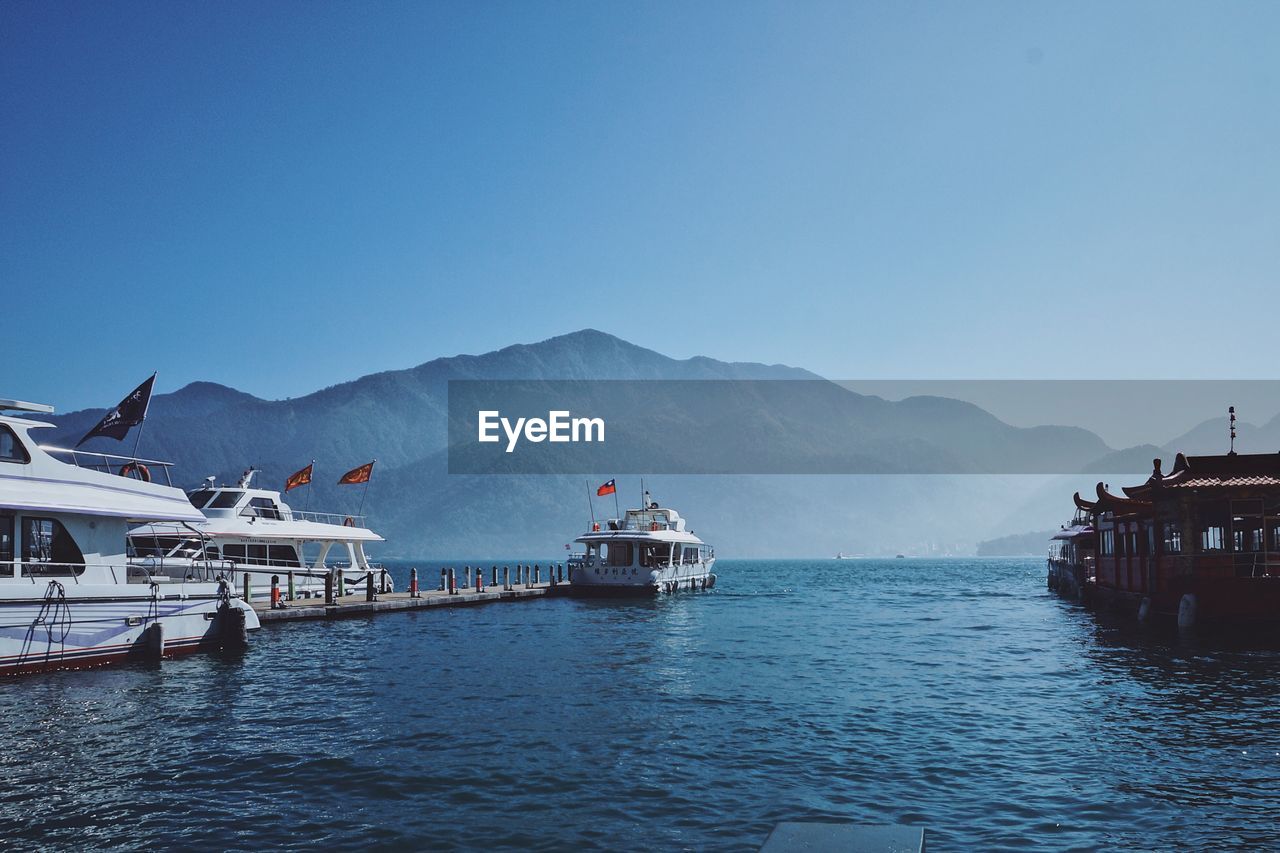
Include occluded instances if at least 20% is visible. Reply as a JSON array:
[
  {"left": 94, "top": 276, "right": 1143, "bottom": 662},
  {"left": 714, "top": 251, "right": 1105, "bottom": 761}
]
[
  {"left": 129, "top": 373, "right": 156, "bottom": 461},
  {"left": 586, "top": 480, "right": 595, "bottom": 526},
  {"left": 306, "top": 460, "right": 315, "bottom": 512},
  {"left": 613, "top": 483, "right": 620, "bottom": 521},
  {"left": 356, "top": 460, "right": 375, "bottom": 521}
]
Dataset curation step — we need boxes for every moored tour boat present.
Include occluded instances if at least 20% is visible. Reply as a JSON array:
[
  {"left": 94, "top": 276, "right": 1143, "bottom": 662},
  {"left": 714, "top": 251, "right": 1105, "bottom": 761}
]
[
  {"left": 0, "top": 399, "right": 259, "bottom": 675},
  {"left": 1049, "top": 448, "right": 1280, "bottom": 628},
  {"left": 568, "top": 491, "right": 715, "bottom": 594},
  {"left": 128, "top": 468, "right": 389, "bottom": 600}
]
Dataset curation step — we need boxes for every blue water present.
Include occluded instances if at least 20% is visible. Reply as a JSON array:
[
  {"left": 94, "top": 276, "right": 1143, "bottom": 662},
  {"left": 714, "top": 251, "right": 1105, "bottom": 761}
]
[{"left": 3, "top": 558, "right": 1279, "bottom": 850}]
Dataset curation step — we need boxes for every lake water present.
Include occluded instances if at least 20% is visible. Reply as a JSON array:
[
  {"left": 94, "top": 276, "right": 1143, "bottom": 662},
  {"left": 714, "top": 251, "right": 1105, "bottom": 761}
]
[{"left": 2, "top": 558, "right": 1278, "bottom": 850}]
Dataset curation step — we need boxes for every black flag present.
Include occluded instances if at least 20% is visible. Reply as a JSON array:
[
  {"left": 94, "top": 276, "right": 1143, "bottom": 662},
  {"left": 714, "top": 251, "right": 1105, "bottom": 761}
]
[{"left": 76, "top": 374, "right": 156, "bottom": 447}]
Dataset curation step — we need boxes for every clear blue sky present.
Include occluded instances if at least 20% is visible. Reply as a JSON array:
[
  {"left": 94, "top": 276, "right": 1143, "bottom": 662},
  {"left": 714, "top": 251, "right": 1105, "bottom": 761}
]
[{"left": 3, "top": 1, "right": 1278, "bottom": 410}]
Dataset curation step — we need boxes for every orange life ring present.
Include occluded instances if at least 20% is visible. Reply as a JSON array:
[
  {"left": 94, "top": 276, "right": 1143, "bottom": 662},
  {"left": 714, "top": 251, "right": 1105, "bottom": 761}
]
[
  {"left": 343, "top": 516, "right": 355, "bottom": 527},
  {"left": 119, "top": 462, "right": 151, "bottom": 482}
]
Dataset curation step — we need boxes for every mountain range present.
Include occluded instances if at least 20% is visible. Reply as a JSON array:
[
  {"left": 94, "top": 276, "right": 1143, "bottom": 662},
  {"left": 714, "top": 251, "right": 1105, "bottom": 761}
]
[{"left": 29, "top": 330, "right": 1273, "bottom": 558}]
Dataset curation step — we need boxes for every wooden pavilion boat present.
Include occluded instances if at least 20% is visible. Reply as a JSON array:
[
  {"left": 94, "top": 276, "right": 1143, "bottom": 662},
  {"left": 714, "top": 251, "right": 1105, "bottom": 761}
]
[{"left": 1050, "top": 451, "right": 1280, "bottom": 627}]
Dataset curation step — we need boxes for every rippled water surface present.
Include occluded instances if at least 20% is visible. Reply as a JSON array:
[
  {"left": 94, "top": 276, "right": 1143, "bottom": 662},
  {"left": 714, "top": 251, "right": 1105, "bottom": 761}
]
[{"left": 3, "top": 558, "right": 1280, "bottom": 850}]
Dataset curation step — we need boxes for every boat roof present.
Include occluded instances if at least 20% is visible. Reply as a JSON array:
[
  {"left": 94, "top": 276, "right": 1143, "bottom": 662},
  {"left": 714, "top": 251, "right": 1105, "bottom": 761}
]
[{"left": 0, "top": 415, "right": 204, "bottom": 523}]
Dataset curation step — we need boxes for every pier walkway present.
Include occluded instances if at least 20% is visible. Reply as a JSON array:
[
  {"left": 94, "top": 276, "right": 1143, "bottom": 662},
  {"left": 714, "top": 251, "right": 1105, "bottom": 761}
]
[{"left": 251, "top": 577, "right": 568, "bottom": 624}]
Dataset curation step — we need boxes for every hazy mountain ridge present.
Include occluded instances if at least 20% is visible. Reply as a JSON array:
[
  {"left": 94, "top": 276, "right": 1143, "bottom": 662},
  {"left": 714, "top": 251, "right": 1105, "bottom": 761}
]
[{"left": 34, "top": 330, "right": 1138, "bottom": 557}]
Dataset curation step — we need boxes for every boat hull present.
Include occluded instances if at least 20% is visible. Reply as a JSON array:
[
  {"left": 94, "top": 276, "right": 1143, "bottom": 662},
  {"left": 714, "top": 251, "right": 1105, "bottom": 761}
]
[
  {"left": 0, "top": 593, "right": 259, "bottom": 676},
  {"left": 568, "top": 561, "right": 717, "bottom": 595}
]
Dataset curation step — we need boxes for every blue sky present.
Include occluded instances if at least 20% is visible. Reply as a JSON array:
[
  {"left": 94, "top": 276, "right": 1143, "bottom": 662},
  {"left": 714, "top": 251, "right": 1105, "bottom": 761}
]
[{"left": 3, "top": 2, "right": 1278, "bottom": 410}]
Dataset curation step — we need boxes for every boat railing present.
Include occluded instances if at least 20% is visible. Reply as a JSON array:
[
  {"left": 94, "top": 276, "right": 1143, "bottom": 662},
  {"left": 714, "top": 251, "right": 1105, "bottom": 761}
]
[
  {"left": 38, "top": 445, "right": 177, "bottom": 487},
  {"left": 282, "top": 509, "right": 368, "bottom": 527}
]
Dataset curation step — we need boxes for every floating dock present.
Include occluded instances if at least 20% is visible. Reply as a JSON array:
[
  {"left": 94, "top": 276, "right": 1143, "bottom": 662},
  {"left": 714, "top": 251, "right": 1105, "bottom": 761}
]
[{"left": 251, "top": 568, "right": 568, "bottom": 624}]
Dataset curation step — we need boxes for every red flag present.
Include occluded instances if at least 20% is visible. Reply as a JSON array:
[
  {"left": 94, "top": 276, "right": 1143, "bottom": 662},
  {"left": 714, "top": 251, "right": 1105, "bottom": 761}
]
[
  {"left": 338, "top": 461, "right": 375, "bottom": 485},
  {"left": 596, "top": 479, "right": 616, "bottom": 497},
  {"left": 284, "top": 463, "right": 313, "bottom": 492}
]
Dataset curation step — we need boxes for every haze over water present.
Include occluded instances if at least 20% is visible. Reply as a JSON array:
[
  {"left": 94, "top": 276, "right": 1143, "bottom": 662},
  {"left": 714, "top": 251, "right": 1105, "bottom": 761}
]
[{"left": 2, "top": 558, "right": 1277, "bottom": 850}]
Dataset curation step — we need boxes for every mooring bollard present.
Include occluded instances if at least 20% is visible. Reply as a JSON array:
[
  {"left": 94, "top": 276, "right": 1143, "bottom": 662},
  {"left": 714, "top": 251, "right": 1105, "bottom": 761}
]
[
  {"left": 380, "top": 567, "right": 389, "bottom": 594},
  {"left": 440, "top": 568, "right": 447, "bottom": 592},
  {"left": 287, "top": 570, "right": 296, "bottom": 601},
  {"left": 243, "top": 572, "right": 252, "bottom": 602},
  {"left": 337, "top": 570, "right": 346, "bottom": 598},
  {"left": 475, "top": 569, "right": 483, "bottom": 592},
  {"left": 366, "top": 571, "right": 375, "bottom": 602},
  {"left": 409, "top": 567, "right": 420, "bottom": 598},
  {"left": 534, "top": 564, "right": 541, "bottom": 584},
  {"left": 325, "top": 571, "right": 335, "bottom": 605},
  {"left": 271, "top": 575, "right": 281, "bottom": 609},
  {"left": 464, "top": 565, "right": 472, "bottom": 589},
  {"left": 448, "top": 566, "right": 457, "bottom": 595},
  {"left": 503, "top": 566, "right": 511, "bottom": 591},
  {"left": 491, "top": 565, "right": 498, "bottom": 587},
  {"left": 558, "top": 563, "right": 564, "bottom": 583}
]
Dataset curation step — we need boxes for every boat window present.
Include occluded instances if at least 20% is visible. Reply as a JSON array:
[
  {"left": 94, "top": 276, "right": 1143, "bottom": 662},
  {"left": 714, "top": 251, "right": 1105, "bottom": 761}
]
[
  {"left": 268, "top": 545, "right": 300, "bottom": 567},
  {"left": 243, "top": 497, "right": 282, "bottom": 520},
  {"left": 22, "top": 517, "right": 85, "bottom": 576},
  {"left": 1099, "top": 529, "right": 1115, "bottom": 556},
  {"left": 222, "top": 543, "right": 268, "bottom": 565},
  {"left": 0, "top": 426, "right": 29, "bottom": 464},
  {"left": 187, "top": 490, "right": 215, "bottom": 509},
  {"left": 1201, "top": 526, "right": 1225, "bottom": 552},
  {"left": 0, "top": 514, "right": 12, "bottom": 576},
  {"left": 684, "top": 547, "right": 700, "bottom": 563},
  {"left": 641, "top": 544, "right": 669, "bottom": 567},
  {"left": 1163, "top": 523, "right": 1182, "bottom": 554},
  {"left": 207, "top": 490, "right": 244, "bottom": 509},
  {"left": 601, "top": 542, "right": 632, "bottom": 566}
]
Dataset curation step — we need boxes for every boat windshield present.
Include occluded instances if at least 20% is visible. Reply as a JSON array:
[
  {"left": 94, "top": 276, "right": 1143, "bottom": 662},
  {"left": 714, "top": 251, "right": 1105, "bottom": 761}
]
[
  {"left": 207, "top": 490, "right": 243, "bottom": 509},
  {"left": 187, "top": 489, "right": 216, "bottom": 509}
]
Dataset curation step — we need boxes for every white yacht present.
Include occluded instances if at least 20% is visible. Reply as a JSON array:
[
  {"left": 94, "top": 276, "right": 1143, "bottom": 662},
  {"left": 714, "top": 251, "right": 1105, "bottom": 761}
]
[
  {"left": 568, "top": 492, "right": 715, "bottom": 594},
  {"left": 0, "top": 399, "right": 260, "bottom": 675},
  {"left": 128, "top": 468, "right": 389, "bottom": 599}
]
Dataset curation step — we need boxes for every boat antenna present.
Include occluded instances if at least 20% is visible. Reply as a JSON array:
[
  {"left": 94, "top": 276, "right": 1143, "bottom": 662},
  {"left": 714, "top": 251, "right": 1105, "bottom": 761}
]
[{"left": 1229, "top": 406, "right": 1237, "bottom": 455}]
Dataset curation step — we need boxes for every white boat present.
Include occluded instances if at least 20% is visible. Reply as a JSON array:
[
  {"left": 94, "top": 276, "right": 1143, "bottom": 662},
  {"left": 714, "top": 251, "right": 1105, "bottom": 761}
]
[
  {"left": 0, "top": 398, "right": 260, "bottom": 675},
  {"left": 568, "top": 491, "right": 715, "bottom": 594},
  {"left": 128, "top": 468, "right": 389, "bottom": 600}
]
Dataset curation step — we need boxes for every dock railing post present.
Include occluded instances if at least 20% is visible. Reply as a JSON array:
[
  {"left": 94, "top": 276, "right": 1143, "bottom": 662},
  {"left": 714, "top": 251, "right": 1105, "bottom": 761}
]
[
  {"left": 243, "top": 572, "right": 252, "bottom": 603},
  {"left": 337, "top": 569, "right": 346, "bottom": 598},
  {"left": 503, "top": 566, "right": 510, "bottom": 591},
  {"left": 525, "top": 565, "right": 531, "bottom": 587},
  {"left": 380, "top": 567, "right": 389, "bottom": 594},
  {"left": 366, "top": 571, "right": 375, "bottom": 602},
  {"left": 409, "top": 567, "right": 420, "bottom": 598},
  {"left": 448, "top": 566, "right": 457, "bottom": 595},
  {"left": 558, "top": 563, "right": 564, "bottom": 583},
  {"left": 476, "top": 568, "right": 483, "bottom": 593},
  {"left": 464, "top": 565, "right": 471, "bottom": 589},
  {"left": 271, "top": 574, "right": 280, "bottom": 609},
  {"left": 491, "top": 565, "right": 497, "bottom": 587},
  {"left": 534, "top": 564, "right": 541, "bottom": 584},
  {"left": 440, "top": 568, "right": 447, "bottom": 592},
  {"left": 325, "top": 570, "right": 335, "bottom": 605},
  {"left": 287, "top": 570, "right": 296, "bottom": 601}
]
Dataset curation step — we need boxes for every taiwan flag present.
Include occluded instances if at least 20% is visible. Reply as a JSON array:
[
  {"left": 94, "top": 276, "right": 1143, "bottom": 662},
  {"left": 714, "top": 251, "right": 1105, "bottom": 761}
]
[
  {"left": 284, "top": 462, "right": 313, "bottom": 492},
  {"left": 338, "top": 461, "right": 375, "bottom": 485},
  {"left": 596, "top": 479, "right": 616, "bottom": 497}
]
